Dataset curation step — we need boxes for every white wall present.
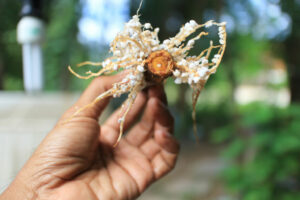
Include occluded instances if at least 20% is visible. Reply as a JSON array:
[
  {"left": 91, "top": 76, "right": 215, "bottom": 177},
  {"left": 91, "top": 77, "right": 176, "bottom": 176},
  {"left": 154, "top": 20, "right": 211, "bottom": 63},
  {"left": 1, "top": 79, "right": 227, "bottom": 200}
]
[{"left": 0, "top": 93, "right": 79, "bottom": 193}]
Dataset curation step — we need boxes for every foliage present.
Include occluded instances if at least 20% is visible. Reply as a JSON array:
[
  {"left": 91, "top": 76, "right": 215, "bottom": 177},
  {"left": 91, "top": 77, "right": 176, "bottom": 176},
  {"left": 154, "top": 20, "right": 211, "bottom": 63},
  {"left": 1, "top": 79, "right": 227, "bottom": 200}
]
[
  {"left": 0, "top": 0, "right": 23, "bottom": 90},
  {"left": 0, "top": 0, "right": 89, "bottom": 91},
  {"left": 212, "top": 103, "right": 300, "bottom": 200},
  {"left": 43, "top": 0, "right": 89, "bottom": 90}
]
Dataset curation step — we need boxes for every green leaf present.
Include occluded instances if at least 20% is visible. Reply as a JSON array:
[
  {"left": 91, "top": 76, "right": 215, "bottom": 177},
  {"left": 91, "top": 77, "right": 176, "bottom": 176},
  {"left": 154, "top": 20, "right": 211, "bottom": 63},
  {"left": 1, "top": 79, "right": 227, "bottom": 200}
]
[
  {"left": 244, "top": 157, "right": 275, "bottom": 184},
  {"left": 250, "top": 131, "right": 273, "bottom": 147},
  {"left": 243, "top": 187, "right": 271, "bottom": 200},
  {"left": 273, "top": 134, "right": 300, "bottom": 154},
  {"left": 211, "top": 125, "right": 235, "bottom": 143},
  {"left": 223, "top": 139, "right": 245, "bottom": 159}
]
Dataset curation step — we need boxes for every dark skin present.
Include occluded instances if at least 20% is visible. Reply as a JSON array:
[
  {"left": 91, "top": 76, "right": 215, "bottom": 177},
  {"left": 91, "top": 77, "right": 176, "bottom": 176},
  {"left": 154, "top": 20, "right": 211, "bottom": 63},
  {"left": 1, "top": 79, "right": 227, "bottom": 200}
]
[{"left": 0, "top": 73, "right": 180, "bottom": 200}]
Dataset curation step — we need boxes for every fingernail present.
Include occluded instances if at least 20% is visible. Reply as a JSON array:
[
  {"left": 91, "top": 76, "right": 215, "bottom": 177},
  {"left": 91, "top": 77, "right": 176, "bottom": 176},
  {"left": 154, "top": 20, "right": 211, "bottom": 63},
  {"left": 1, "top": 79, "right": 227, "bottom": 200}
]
[{"left": 157, "top": 130, "right": 172, "bottom": 139}]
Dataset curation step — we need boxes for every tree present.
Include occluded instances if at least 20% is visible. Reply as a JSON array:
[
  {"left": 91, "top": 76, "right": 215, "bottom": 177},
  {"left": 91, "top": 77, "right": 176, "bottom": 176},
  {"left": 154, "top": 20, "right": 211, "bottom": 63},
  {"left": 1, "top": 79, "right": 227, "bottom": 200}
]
[
  {"left": 0, "top": 0, "right": 23, "bottom": 90},
  {"left": 282, "top": 0, "right": 300, "bottom": 103}
]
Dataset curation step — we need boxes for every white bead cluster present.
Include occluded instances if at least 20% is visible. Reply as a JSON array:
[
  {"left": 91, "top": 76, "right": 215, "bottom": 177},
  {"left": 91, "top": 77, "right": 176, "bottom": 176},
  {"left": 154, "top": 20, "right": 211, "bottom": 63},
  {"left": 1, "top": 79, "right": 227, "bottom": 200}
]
[
  {"left": 72, "top": 14, "right": 226, "bottom": 89},
  {"left": 109, "top": 15, "right": 159, "bottom": 70},
  {"left": 170, "top": 20, "right": 200, "bottom": 48},
  {"left": 183, "top": 20, "right": 198, "bottom": 32},
  {"left": 218, "top": 25, "right": 226, "bottom": 45},
  {"left": 110, "top": 16, "right": 222, "bottom": 87},
  {"left": 205, "top": 20, "right": 213, "bottom": 28},
  {"left": 212, "top": 54, "right": 221, "bottom": 64},
  {"left": 173, "top": 63, "right": 209, "bottom": 85}
]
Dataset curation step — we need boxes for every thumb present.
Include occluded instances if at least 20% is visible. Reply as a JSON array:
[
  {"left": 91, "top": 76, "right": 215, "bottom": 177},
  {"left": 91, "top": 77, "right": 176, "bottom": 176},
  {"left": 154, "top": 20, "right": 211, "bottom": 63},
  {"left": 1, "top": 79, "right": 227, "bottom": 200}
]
[{"left": 59, "top": 71, "right": 127, "bottom": 122}]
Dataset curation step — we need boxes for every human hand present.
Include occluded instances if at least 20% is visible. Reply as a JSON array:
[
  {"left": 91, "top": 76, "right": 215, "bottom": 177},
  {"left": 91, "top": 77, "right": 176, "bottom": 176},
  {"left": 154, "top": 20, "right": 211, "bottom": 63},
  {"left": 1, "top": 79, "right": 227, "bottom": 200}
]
[{"left": 0, "top": 73, "right": 179, "bottom": 200}]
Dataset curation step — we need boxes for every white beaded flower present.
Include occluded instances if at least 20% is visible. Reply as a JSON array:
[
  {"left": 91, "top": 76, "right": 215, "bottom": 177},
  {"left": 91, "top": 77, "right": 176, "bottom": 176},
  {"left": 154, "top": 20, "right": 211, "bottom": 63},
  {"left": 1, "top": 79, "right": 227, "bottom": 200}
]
[{"left": 69, "top": 14, "right": 227, "bottom": 145}]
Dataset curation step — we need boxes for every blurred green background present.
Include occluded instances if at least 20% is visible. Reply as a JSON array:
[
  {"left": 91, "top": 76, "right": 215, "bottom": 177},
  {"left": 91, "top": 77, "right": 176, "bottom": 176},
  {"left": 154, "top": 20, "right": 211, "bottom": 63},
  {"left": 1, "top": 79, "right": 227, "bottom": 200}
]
[{"left": 1, "top": 0, "right": 300, "bottom": 199}]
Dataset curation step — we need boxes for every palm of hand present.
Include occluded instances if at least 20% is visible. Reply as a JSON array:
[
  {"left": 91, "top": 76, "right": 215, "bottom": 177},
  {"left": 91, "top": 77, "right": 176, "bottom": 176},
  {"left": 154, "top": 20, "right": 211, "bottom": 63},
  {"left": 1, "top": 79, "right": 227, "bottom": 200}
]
[
  {"left": 17, "top": 76, "right": 179, "bottom": 200},
  {"left": 52, "top": 106, "right": 177, "bottom": 200}
]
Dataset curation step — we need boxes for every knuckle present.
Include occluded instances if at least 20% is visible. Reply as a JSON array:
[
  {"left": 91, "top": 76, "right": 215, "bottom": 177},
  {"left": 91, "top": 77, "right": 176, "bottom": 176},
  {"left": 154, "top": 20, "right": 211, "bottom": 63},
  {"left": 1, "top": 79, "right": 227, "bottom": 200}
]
[
  {"left": 93, "top": 76, "right": 110, "bottom": 91},
  {"left": 92, "top": 76, "right": 104, "bottom": 85}
]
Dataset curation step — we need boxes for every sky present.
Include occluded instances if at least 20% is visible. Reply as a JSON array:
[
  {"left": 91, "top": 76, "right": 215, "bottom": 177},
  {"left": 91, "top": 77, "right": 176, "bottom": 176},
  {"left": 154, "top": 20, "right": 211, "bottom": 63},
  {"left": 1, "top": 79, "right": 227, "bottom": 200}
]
[
  {"left": 78, "top": 0, "right": 130, "bottom": 46},
  {"left": 77, "top": 0, "right": 292, "bottom": 46}
]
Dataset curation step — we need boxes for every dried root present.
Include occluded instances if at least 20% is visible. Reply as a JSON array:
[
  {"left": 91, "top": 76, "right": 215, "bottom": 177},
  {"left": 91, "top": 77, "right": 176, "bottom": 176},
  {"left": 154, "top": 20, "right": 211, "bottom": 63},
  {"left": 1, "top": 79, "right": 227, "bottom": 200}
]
[{"left": 69, "top": 14, "right": 227, "bottom": 146}]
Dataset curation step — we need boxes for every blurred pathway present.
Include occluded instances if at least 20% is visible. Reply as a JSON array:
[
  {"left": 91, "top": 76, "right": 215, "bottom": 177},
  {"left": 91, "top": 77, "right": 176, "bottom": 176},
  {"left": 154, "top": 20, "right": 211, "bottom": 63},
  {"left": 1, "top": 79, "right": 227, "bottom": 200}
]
[{"left": 140, "top": 143, "right": 228, "bottom": 200}]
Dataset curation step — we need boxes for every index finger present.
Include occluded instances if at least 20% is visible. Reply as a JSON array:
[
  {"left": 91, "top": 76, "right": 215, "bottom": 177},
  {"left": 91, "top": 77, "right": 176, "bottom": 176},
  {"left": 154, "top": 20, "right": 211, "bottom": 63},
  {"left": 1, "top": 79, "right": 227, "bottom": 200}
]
[
  {"left": 60, "top": 72, "right": 127, "bottom": 121},
  {"left": 125, "top": 86, "right": 173, "bottom": 146}
]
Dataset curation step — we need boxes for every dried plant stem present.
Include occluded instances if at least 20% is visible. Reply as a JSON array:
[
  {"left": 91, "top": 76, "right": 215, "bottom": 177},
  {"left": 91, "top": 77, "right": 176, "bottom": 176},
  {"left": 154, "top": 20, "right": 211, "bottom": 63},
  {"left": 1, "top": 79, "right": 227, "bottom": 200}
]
[
  {"left": 179, "top": 32, "right": 209, "bottom": 54},
  {"left": 195, "top": 45, "right": 222, "bottom": 61},
  {"left": 210, "top": 43, "right": 226, "bottom": 73},
  {"left": 114, "top": 92, "right": 137, "bottom": 147},
  {"left": 68, "top": 89, "right": 113, "bottom": 121},
  {"left": 191, "top": 81, "right": 205, "bottom": 143},
  {"left": 68, "top": 65, "right": 107, "bottom": 79},
  {"left": 192, "top": 89, "right": 201, "bottom": 143},
  {"left": 113, "top": 35, "right": 147, "bottom": 52},
  {"left": 77, "top": 61, "right": 103, "bottom": 67}
]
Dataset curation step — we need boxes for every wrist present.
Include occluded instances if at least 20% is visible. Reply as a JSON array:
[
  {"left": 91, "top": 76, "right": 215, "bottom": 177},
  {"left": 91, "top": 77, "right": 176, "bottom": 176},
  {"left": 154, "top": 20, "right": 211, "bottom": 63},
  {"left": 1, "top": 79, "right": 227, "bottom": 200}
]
[{"left": 0, "top": 177, "right": 36, "bottom": 200}]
